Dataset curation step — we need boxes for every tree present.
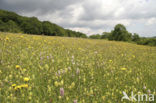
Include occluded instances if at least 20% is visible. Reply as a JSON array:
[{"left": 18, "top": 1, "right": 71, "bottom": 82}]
[
  {"left": 0, "top": 20, "right": 21, "bottom": 33},
  {"left": 42, "top": 21, "right": 55, "bottom": 36},
  {"left": 0, "top": 9, "right": 88, "bottom": 38},
  {"left": 111, "top": 24, "right": 132, "bottom": 41},
  {"left": 20, "top": 17, "right": 43, "bottom": 34},
  {"left": 101, "top": 32, "right": 111, "bottom": 39},
  {"left": 132, "top": 33, "right": 140, "bottom": 42},
  {"left": 89, "top": 34, "right": 101, "bottom": 39}
]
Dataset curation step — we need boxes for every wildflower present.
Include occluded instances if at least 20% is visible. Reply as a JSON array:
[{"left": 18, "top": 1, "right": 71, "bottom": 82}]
[
  {"left": 54, "top": 81, "right": 59, "bottom": 87},
  {"left": 109, "top": 60, "right": 112, "bottom": 62},
  {"left": 71, "top": 82, "right": 75, "bottom": 88},
  {"left": 14, "top": 85, "right": 21, "bottom": 90},
  {"left": 21, "top": 84, "right": 29, "bottom": 88},
  {"left": 153, "top": 90, "right": 155, "bottom": 95},
  {"left": 60, "top": 80, "right": 64, "bottom": 86},
  {"left": 66, "top": 97, "right": 69, "bottom": 101},
  {"left": 147, "top": 89, "right": 151, "bottom": 94},
  {"left": 5, "top": 37, "right": 9, "bottom": 40},
  {"left": 29, "top": 96, "right": 32, "bottom": 100},
  {"left": 83, "top": 78, "right": 86, "bottom": 82},
  {"left": 102, "top": 96, "right": 105, "bottom": 100},
  {"left": 20, "top": 35, "right": 24, "bottom": 38},
  {"left": 143, "top": 85, "right": 146, "bottom": 90},
  {"left": 60, "top": 88, "right": 64, "bottom": 97},
  {"left": 58, "top": 96, "right": 62, "bottom": 99},
  {"left": 90, "top": 89, "right": 93, "bottom": 95},
  {"left": 12, "top": 84, "right": 16, "bottom": 88},
  {"left": 16, "top": 65, "right": 20, "bottom": 69},
  {"left": 45, "top": 64, "right": 49, "bottom": 69},
  {"left": 24, "top": 77, "right": 30, "bottom": 82},
  {"left": 73, "top": 100, "right": 77, "bottom": 103},
  {"left": 121, "top": 67, "right": 127, "bottom": 71}
]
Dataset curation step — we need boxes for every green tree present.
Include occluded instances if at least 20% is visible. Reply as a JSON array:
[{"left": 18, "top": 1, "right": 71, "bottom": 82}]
[
  {"left": 0, "top": 9, "right": 87, "bottom": 38},
  {"left": 101, "top": 32, "right": 111, "bottom": 39},
  {"left": 89, "top": 34, "right": 101, "bottom": 39},
  {"left": 111, "top": 24, "right": 132, "bottom": 41},
  {"left": 20, "top": 17, "right": 43, "bottom": 34},
  {"left": 0, "top": 20, "right": 21, "bottom": 33},
  {"left": 132, "top": 33, "right": 140, "bottom": 42}
]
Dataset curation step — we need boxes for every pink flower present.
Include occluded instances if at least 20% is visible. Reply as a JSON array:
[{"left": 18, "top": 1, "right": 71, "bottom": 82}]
[
  {"left": 143, "top": 85, "right": 146, "bottom": 90},
  {"left": 73, "top": 100, "right": 77, "bottom": 103},
  {"left": 147, "top": 89, "right": 151, "bottom": 94},
  {"left": 60, "top": 88, "right": 64, "bottom": 97}
]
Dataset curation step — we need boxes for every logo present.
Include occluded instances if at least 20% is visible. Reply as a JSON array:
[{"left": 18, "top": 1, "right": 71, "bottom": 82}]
[{"left": 121, "top": 91, "right": 155, "bottom": 102}]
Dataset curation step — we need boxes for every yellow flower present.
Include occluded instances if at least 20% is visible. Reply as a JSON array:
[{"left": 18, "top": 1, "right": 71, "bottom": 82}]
[
  {"left": 5, "top": 37, "right": 9, "bottom": 40},
  {"left": 83, "top": 78, "right": 86, "bottom": 82},
  {"left": 14, "top": 86, "right": 21, "bottom": 90},
  {"left": 12, "top": 84, "right": 16, "bottom": 88},
  {"left": 109, "top": 60, "right": 112, "bottom": 62},
  {"left": 68, "top": 82, "right": 75, "bottom": 89},
  {"left": 16, "top": 65, "right": 20, "bottom": 69},
  {"left": 66, "top": 97, "right": 69, "bottom": 101},
  {"left": 121, "top": 67, "right": 127, "bottom": 71},
  {"left": 90, "top": 89, "right": 93, "bottom": 95},
  {"left": 102, "top": 96, "right": 105, "bottom": 100},
  {"left": 71, "top": 82, "right": 75, "bottom": 88},
  {"left": 21, "top": 84, "right": 29, "bottom": 88},
  {"left": 60, "top": 80, "right": 64, "bottom": 86},
  {"left": 54, "top": 81, "right": 59, "bottom": 87},
  {"left": 14, "top": 84, "right": 29, "bottom": 90},
  {"left": 20, "top": 35, "right": 24, "bottom": 38},
  {"left": 24, "top": 77, "right": 30, "bottom": 82},
  {"left": 58, "top": 96, "right": 62, "bottom": 99}
]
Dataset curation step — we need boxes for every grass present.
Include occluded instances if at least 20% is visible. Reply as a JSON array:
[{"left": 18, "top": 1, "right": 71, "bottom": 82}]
[{"left": 0, "top": 32, "right": 156, "bottom": 103}]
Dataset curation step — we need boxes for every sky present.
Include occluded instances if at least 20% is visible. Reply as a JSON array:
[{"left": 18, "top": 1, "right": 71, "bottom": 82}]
[{"left": 0, "top": 0, "right": 156, "bottom": 37}]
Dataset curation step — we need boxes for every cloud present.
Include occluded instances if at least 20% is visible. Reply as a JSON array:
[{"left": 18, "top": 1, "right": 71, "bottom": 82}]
[
  {"left": 0, "top": 0, "right": 156, "bottom": 37},
  {"left": 146, "top": 18, "right": 156, "bottom": 25}
]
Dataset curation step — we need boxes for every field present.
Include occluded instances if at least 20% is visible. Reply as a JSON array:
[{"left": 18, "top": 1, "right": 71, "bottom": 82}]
[{"left": 0, "top": 33, "right": 156, "bottom": 103}]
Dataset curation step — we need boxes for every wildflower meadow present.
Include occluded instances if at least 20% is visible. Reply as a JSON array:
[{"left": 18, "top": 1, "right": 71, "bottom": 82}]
[{"left": 0, "top": 33, "right": 156, "bottom": 103}]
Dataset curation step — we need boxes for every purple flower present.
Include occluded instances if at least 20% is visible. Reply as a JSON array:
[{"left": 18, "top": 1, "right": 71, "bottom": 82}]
[
  {"left": 47, "top": 56, "right": 49, "bottom": 59},
  {"left": 147, "top": 89, "right": 151, "bottom": 94},
  {"left": 73, "top": 100, "right": 77, "bottom": 103},
  {"left": 60, "top": 88, "right": 64, "bottom": 97}
]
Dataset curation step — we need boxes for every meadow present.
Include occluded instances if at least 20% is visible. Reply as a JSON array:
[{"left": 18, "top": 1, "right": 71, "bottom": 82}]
[{"left": 0, "top": 33, "right": 156, "bottom": 103}]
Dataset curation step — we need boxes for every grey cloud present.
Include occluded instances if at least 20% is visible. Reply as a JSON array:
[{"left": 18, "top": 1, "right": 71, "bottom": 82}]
[
  {"left": 0, "top": 0, "right": 81, "bottom": 14},
  {"left": 0, "top": 0, "right": 156, "bottom": 36}
]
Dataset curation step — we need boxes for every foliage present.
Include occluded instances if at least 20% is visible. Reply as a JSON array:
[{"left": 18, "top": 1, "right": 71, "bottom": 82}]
[
  {"left": 89, "top": 34, "right": 101, "bottom": 39},
  {"left": 132, "top": 33, "right": 140, "bottom": 42},
  {"left": 0, "top": 9, "right": 87, "bottom": 38},
  {"left": 137, "top": 38, "right": 156, "bottom": 46},
  {"left": 101, "top": 32, "right": 112, "bottom": 39},
  {"left": 110, "top": 24, "right": 132, "bottom": 41},
  {"left": 93, "top": 24, "right": 156, "bottom": 46}
]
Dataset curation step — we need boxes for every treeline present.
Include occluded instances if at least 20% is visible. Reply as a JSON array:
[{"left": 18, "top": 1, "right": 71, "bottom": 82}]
[
  {"left": 89, "top": 24, "right": 156, "bottom": 46},
  {"left": 0, "top": 9, "right": 155, "bottom": 46},
  {"left": 0, "top": 9, "right": 87, "bottom": 38}
]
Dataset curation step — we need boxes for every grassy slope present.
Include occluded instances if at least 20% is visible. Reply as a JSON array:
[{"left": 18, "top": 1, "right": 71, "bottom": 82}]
[{"left": 0, "top": 32, "right": 156, "bottom": 102}]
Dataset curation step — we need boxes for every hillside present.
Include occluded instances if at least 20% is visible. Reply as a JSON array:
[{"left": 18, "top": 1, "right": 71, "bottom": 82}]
[
  {"left": 0, "top": 33, "right": 156, "bottom": 102},
  {"left": 0, "top": 9, "right": 87, "bottom": 38}
]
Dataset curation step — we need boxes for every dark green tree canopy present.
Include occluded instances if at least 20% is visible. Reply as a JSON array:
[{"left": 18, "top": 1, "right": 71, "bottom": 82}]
[
  {"left": 111, "top": 24, "right": 132, "bottom": 41},
  {"left": 0, "top": 9, "right": 87, "bottom": 38}
]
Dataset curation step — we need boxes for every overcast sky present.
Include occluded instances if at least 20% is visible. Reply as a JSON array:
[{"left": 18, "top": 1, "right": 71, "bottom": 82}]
[{"left": 0, "top": 0, "right": 156, "bottom": 37}]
